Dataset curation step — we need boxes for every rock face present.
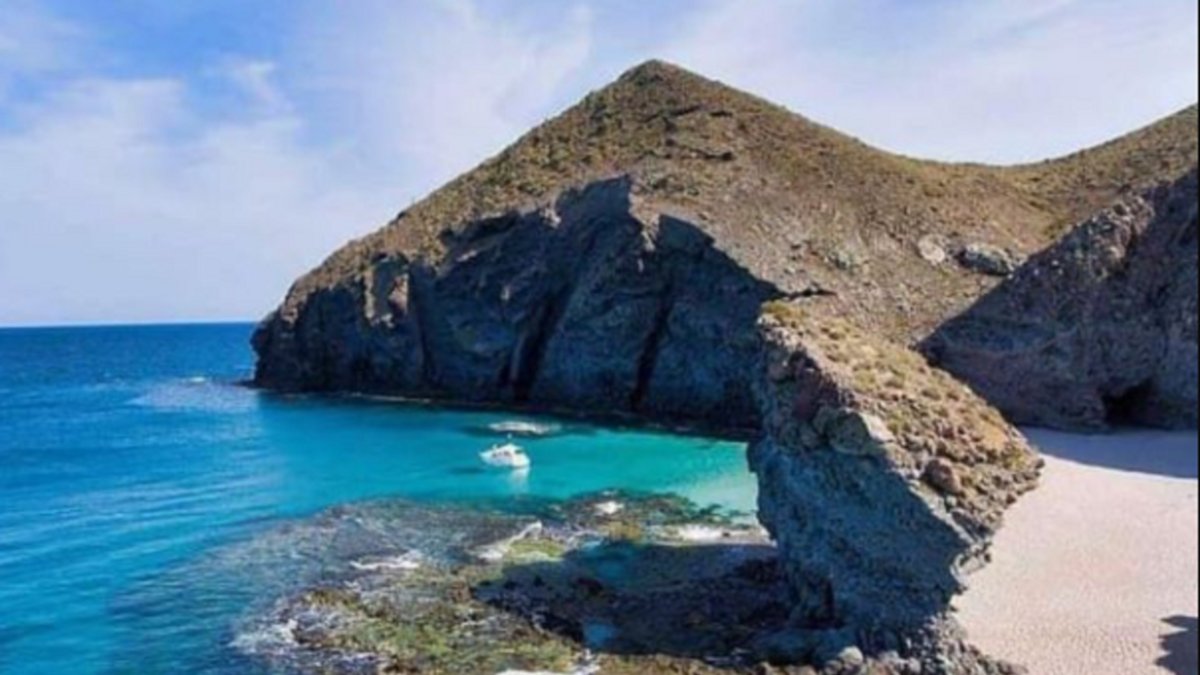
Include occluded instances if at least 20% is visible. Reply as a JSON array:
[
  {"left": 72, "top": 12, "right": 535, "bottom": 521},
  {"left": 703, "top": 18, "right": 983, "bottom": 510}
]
[
  {"left": 957, "top": 244, "right": 1024, "bottom": 277},
  {"left": 924, "top": 169, "right": 1200, "bottom": 430},
  {"left": 254, "top": 179, "right": 782, "bottom": 429},
  {"left": 252, "top": 61, "right": 1197, "bottom": 431},
  {"left": 248, "top": 61, "right": 1198, "bottom": 671},
  {"left": 750, "top": 302, "right": 1041, "bottom": 671}
]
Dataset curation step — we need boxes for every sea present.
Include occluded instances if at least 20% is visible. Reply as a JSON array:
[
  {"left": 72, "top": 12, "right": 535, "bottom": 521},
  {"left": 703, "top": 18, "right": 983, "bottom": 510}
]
[{"left": 0, "top": 323, "right": 756, "bottom": 674}]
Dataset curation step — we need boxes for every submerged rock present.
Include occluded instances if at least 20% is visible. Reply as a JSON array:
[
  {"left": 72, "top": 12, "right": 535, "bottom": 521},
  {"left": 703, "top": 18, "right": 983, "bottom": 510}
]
[
  {"left": 925, "top": 169, "right": 1200, "bottom": 430},
  {"left": 235, "top": 493, "right": 797, "bottom": 675},
  {"left": 750, "top": 301, "right": 1041, "bottom": 672}
]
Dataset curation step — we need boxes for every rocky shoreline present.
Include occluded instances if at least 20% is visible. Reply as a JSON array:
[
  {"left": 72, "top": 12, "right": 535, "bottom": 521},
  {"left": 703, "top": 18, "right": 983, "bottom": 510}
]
[
  {"left": 250, "top": 62, "right": 1197, "bottom": 673},
  {"left": 235, "top": 493, "right": 789, "bottom": 674},
  {"left": 248, "top": 300, "right": 1050, "bottom": 673},
  {"left": 258, "top": 387, "right": 761, "bottom": 442},
  {"left": 235, "top": 490, "right": 1028, "bottom": 675}
]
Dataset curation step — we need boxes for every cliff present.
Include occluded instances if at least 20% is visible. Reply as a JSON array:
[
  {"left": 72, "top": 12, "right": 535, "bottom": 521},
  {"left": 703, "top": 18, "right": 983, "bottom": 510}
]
[
  {"left": 751, "top": 302, "right": 1041, "bottom": 672},
  {"left": 925, "top": 169, "right": 1199, "bottom": 430},
  {"left": 249, "top": 60, "right": 1197, "bottom": 671},
  {"left": 252, "top": 61, "right": 1197, "bottom": 431}
]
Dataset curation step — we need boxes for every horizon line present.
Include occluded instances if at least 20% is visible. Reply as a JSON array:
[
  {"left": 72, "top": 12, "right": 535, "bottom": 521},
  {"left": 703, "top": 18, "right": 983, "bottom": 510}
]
[{"left": 0, "top": 318, "right": 260, "bottom": 331}]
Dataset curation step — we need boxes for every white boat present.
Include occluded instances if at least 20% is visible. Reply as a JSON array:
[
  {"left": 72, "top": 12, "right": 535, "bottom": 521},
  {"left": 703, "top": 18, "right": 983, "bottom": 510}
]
[{"left": 480, "top": 442, "right": 531, "bottom": 469}]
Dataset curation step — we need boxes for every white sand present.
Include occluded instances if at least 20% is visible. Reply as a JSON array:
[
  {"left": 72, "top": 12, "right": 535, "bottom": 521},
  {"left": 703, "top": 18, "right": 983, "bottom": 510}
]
[{"left": 958, "top": 430, "right": 1199, "bottom": 675}]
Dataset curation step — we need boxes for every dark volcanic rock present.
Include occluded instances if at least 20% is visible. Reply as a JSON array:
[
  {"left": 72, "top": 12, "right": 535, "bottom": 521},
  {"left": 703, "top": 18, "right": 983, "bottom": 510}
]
[
  {"left": 750, "top": 302, "right": 1040, "bottom": 672},
  {"left": 249, "top": 62, "right": 1198, "bottom": 673},
  {"left": 253, "top": 62, "right": 1197, "bottom": 433},
  {"left": 957, "top": 244, "right": 1024, "bottom": 277},
  {"left": 254, "top": 178, "right": 781, "bottom": 429},
  {"left": 924, "top": 169, "right": 1200, "bottom": 431}
]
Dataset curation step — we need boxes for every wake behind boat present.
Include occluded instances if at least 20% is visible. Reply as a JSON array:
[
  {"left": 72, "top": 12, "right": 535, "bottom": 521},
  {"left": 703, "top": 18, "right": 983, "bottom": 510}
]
[
  {"left": 480, "top": 442, "right": 531, "bottom": 469},
  {"left": 487, "top": 420, "right": 562, "bottom": 437}
]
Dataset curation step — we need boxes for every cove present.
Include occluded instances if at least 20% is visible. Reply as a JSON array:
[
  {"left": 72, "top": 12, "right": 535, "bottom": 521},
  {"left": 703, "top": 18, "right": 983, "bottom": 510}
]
[{"left": 0, "top": 324, "right": 756, "bottom": 674}]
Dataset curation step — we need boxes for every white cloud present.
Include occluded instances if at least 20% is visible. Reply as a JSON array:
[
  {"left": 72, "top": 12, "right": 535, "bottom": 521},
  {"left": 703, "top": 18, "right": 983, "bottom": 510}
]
[
  {"left": 0, "top": 0, "right": 596, "bottom": 325},
  {"left": 0, "top": 0, "right": 1195, "bottom": 325},
  {"left": 0, "top": 75, "right": 390, "bottom": 325},
  {"left": 291, "top": 0, "right": 594, "bottom": 200},
  {"left": 663, "top": 0, "right": 1199, "bottom": 163},
  {"left": 221, "top": 60, "right": 291, "bottom": 116},
  {"left": 0, "top": 0, "right": 85, "bottom": 100}
]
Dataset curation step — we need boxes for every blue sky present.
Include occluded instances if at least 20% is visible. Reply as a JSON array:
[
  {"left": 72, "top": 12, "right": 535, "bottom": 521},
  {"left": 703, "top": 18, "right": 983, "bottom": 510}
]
[{"left": 1, "top": 0, "right": 1196, "bottom": 326}]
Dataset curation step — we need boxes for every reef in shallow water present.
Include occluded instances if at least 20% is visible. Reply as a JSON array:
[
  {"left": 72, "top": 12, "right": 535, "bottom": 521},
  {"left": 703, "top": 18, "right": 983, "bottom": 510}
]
[
  {"left": 233, "top": 493, "right": 813, "bottom": 674},
  {"left": 234, "top": 491, "right": 1026, "bottom": 674}
]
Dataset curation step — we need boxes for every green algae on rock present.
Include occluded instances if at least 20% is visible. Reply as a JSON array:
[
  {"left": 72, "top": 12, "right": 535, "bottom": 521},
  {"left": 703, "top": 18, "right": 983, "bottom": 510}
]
[
  {"left": 237, "top": 481, "right": 1039, "bottom": 673},
  {"left": 237, "top": 493, "right": 797, "bottom": 675}
]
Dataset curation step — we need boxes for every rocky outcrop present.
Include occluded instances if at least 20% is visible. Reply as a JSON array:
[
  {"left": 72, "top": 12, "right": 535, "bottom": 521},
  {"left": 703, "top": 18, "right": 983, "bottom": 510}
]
[
  {"left": 250, "top": 62, "right": 1197, "bottom": 672},
  {"left": 750, "top": 302, "right": 1041, "bottom": 672},
  {"left": 957, "top": 244, "right": 1024, "bottom": 277},
  {"left": 254, "top": 178, "right": 782, "bottom": 430},
  {"left": 253, "top": 62, "right": 1196, "bottom": 433},
  {"left": 924, "top": 169, "right": 1199, "bottom": 430}
]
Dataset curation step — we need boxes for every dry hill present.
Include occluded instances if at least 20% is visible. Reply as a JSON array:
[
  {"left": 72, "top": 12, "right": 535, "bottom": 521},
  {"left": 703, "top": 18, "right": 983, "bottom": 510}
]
[{"left": 254, "top": 60, "right": 1197, "bottom": 431}]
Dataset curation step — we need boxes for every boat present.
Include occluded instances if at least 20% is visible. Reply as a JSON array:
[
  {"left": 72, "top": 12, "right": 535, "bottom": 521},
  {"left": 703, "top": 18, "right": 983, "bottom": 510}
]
[{"left": 480, "top": 441, "right": 531, "bottom": 469}]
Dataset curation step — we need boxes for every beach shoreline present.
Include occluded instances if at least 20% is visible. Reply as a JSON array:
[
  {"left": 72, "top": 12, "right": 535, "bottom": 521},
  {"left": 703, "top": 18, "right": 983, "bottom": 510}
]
[{"left": 958, "top": 429, "right": 1199, "bottom": 675}]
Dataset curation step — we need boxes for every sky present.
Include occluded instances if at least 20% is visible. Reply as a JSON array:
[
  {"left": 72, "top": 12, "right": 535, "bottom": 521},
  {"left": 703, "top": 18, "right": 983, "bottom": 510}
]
[{"left": 0, "top": 0, "right": 1196, "bottom": 327}]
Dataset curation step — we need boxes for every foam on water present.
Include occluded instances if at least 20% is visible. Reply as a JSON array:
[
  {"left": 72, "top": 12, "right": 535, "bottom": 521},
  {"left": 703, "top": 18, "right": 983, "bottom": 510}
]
[
  {"left": 349, "top": 551, "right": 424, "bottom": 573},
  {"left": 488, "top": 419, "right": 565, "bottom": 437},
  {"left": 494, "top": 654, "right": 603, "bottom": 675},
  {"left": 670, "top": 524, "right": 732, "bottom": 542},
  {"left": 131, "top": 377, "right": 257, "bottom": 414}
]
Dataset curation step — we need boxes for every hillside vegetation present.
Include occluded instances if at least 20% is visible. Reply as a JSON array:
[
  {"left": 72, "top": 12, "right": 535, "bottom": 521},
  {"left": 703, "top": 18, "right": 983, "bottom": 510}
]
[
  {"left": 256, "top": 61, "right": 1196, "bottom": 433},
  {"left": 281, "top": 61, "right": 1196, "bottom": 340}
]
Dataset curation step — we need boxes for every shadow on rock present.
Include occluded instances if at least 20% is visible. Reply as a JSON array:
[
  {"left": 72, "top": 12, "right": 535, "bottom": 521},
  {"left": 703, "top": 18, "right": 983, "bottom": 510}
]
[
  {"left": 253, "top": 177, "right": 785, "bottom": 432},
  {"left": 922, "top": 169, "right": 1199, "bottom": 433},
  {"left": 1159, "top": 616, "right": 1199, "bottom": 675},
  {"left": 476, "top": 540, "right": 789, "bottom": 665},
  {"left": 1023, "top": 428, "right": 1199, "bottom": 480}
]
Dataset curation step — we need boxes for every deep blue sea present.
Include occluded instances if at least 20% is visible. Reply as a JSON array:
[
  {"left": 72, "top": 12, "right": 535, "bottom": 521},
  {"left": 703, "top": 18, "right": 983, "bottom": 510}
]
[{"left": 0, "top": 324, "right": 755, "bottom": 674}]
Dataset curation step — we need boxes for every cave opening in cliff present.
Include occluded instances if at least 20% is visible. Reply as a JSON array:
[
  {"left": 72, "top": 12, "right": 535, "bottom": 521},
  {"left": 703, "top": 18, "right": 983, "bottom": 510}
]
[{"left": 1103, "top": 380, "right": 1156, "bottom": 427}]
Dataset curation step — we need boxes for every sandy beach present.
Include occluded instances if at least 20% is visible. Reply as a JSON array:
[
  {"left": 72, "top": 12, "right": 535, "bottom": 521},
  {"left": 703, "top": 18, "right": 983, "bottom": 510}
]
[{"left": 958, "top": 430, "right": 1199, "bottom": 675}]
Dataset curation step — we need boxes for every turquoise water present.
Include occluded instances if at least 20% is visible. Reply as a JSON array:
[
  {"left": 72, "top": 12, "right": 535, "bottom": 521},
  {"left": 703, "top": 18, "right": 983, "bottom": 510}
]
[{"left": 0, "top": 324, "right": 755, "bottom": 674}]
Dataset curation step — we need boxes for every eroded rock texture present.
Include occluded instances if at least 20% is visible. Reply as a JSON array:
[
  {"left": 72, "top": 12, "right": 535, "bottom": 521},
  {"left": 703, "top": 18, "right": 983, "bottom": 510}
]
[
  {"left": 254, "top": 63, "right": 1197, "bottom": 434},
  {"left": 254, "top": 179, "right": 781, "bottom": 430},
  {"left": 250, "top": 62, "right": 1197, "bottom": 672},
  {"left": 750, "top": 302, "right": 1041, "bottom": 672},
  {"left": 924, "top": 169, "right": 1199, "bottom": 430}
]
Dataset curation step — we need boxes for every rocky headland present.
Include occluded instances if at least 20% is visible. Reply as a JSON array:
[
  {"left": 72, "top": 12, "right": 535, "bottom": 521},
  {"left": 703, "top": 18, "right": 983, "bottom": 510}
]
[
  {"left": 252, "top": 61, "right": 1198, "bottom": 672},
  {"left": 751, "top": 302, "right": 1041, "bottom": 673},
  {"left": 924, "top": 169, "right": 1199, "bottom": 431},
  {"left": 252, "top": 61, "right": 1197, "bottom": 432}
]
